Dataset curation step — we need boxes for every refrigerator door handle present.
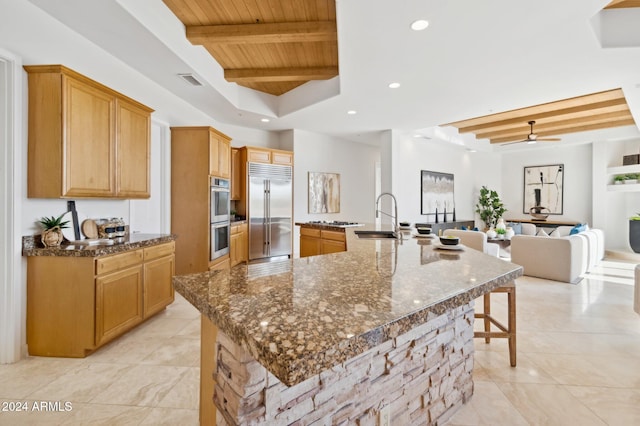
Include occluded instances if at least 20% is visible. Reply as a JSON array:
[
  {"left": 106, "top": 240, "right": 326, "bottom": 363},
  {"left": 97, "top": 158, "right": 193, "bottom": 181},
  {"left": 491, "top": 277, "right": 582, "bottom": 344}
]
[
  {"left": 266, "top": 180, "right": 271, "bottom": 256},
  {"left": 263, "top": 180, "right": 268, "bottom": 256}
]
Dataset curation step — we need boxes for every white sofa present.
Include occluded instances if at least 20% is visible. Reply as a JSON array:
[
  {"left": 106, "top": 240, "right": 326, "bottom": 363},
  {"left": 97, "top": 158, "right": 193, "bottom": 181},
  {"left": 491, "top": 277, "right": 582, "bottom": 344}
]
[{"left": 510, "top": 225, "right": 604, "bottom": 284}]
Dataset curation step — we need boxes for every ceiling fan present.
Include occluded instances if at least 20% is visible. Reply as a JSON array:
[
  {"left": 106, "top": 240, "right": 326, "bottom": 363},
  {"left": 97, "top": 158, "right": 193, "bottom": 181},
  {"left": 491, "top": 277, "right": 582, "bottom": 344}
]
[{"left": 502, "top": 120, "right": 562, "bottom": 145}]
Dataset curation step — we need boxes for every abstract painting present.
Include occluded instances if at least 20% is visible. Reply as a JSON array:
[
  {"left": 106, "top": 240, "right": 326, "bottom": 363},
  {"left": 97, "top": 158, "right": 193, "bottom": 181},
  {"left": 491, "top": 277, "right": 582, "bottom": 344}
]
[
  {"left": 523, "top": 164, "right": 564, "bottom": 215},
  {"left": 308, "top": 172, "right": 340, "bottom": 213},
  {"left": 421, "top": 170, "right": 454, "bottom": 216}
]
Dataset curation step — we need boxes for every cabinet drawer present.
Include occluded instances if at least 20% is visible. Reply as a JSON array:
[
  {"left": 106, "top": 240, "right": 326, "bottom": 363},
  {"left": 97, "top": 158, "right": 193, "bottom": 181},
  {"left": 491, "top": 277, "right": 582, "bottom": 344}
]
[
  {"left": 231, "top": 224, "right": 241, "bottom": 235},
  {"left": 96, "top": 249, "right": 143, "bottom": 275},
  {"left": 301, "top": 227, "right": 321, "bottom": 238},
  {"left": 144, "top": 241, "right": 175, "bottom": 261},
  {"left": 321, "top": 230, "right": 346, "bottom": 242}
]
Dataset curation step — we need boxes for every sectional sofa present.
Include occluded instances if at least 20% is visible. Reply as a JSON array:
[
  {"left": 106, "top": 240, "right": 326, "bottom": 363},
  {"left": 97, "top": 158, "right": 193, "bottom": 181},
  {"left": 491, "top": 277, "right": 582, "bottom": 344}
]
[{"left": 509, "top": 224, "right": 604, "bottom": 284}]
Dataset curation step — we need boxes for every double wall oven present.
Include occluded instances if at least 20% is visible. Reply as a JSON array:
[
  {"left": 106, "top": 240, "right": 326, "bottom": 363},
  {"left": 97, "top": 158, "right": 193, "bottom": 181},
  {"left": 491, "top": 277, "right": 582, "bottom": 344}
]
[{"left": 210, "top": 177, "right": 230, "bottom": 261}]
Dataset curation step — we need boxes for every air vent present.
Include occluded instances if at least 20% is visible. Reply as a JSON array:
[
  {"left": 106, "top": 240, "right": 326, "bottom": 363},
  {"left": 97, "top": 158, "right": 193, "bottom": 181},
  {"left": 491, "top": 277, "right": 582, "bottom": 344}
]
[{"left": 178, "top": 73, "right": 204, "bottom": 86}]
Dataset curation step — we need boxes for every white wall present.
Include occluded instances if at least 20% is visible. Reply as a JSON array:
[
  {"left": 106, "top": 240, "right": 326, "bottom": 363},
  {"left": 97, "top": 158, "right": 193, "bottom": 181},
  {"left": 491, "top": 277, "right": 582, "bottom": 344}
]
[
  {"left": 291, "top": 130, "right": 380, "bottom": 257},
  {"left": 595, "top": 138, "right": 640, "bottom": 252},
  {"left": 391, "top": 135, "right": 501, "bottom": 228},
  {"left": 500, "top": 144, "right": 593, "bottom": 224}
]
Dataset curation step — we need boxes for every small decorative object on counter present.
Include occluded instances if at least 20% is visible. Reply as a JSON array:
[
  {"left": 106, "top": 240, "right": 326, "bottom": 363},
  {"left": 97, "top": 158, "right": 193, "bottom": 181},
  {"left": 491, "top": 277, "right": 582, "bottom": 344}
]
[
  {"left": 486, "top": 227, "right": 497, "bottom": 239},
  {"left": 496, "top": 218, "right": 506, "bottom": 231},
  {"left": 38, "top": 213, "right": 69, "bottom": 247},
  {"left": 505, "top": 227, "right": 515, "bottom": 240}
]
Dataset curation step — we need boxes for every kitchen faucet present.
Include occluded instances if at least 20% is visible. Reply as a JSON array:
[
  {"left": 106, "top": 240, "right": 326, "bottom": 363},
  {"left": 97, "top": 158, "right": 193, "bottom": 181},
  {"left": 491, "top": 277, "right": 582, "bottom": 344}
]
[{"left": 375, "top": 192, "right": 399, "bottom": 234}]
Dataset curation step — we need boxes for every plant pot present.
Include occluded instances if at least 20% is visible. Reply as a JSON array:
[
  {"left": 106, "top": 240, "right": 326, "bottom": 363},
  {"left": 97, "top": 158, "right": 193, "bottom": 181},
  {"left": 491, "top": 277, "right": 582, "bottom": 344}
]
[
  {"left": 625, "top": 179, "right": 638, "bottom": 185},
  {"left": 41, "top": 226, "right": 64, "bottom": 247},
  {"left": 630, "top": 220, "right": 640, "bottom": 253}
]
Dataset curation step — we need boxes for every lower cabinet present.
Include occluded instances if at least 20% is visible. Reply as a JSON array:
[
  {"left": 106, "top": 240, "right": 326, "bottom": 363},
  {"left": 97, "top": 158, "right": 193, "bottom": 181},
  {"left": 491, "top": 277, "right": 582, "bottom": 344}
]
[
  {"left": 300, "top": 227, "right": 346, "bottom": 257},
  {"left": 230, "top": 223, "right": 248, "bottom": 267},
  {"left": 27, "top": 241, "right": 175, "bottom": 357}
]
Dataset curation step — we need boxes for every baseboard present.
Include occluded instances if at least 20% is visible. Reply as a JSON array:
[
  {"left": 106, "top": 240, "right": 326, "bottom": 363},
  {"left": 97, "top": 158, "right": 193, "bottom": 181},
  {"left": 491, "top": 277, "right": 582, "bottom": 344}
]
[{"left": 605, "top": 249, "right": 640, "bottom": 263}]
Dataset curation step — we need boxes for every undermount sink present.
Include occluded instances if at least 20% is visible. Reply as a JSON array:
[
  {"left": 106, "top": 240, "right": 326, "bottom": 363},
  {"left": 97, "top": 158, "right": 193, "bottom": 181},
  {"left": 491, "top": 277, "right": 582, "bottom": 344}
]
[{"left": 354, "top": 230, "right": 399, "bottom": 239}]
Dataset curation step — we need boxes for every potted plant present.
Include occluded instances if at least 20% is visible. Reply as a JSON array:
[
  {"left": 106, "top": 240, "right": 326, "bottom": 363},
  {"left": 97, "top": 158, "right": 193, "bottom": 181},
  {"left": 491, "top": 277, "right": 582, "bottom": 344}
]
[
  {"left": 614, "top": 174, "right": 626, "bottom": 185},
  {"left": 496, "top": 227, "right": 506, "bottom": 239},
  {"left": 475, "top": 186, "right": 507, "bottom": 230},
  {"left": 38, "top": 213, "right": 69, "bottom": 247},
  {"left": 625, "top": 173, "right": 639, "bottom": 184}
]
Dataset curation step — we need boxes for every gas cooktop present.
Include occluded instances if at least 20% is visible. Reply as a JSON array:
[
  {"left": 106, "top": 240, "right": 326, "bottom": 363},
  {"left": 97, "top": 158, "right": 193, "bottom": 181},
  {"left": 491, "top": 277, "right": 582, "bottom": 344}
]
[{"left": 306, "top": 220, "right": 364, "bottom": 228}]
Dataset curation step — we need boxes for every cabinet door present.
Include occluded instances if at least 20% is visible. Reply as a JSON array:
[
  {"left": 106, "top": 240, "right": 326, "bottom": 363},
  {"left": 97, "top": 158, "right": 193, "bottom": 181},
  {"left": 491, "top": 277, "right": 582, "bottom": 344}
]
[
  {"left": 143, "top": 255, "right": 175, "bottom": 318},
  {"left": 116, "top": 99, "right": 151, "bottom": 198},
  {"left": 247, "top": 149, "right": 271, "bottom": 164},
  {"left": 300, "top": 235, "right": 321, "bottom": 257},
  {"left": 272, "top": 150, "right": 293, "bottom": 166},
  {"left": 209, "top": 132, "right": 230, "bottom": 178},
  {"left": 95, "top": 265, "right": 143, "bottom": 347},
  {"left": 231, "top": 148, "right": 242, "bottom": 200},
  {"left": 217, "top": 138, "right": 230, "bottom": 179},
  {"left": 63, "top": 76, "right": 115, "bottom": 197},
  {"left": 321, "top": 239, "right": 346, "bottom": 255},
  {"left": 238, "top": 225, "right": 248, "bottom": 263},
  {"left": 230, "top": 232, "right": 241, "bottom": 267}
]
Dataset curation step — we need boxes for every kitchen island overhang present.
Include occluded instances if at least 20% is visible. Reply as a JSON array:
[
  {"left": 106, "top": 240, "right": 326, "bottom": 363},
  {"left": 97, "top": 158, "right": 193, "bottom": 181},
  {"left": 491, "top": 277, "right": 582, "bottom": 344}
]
[{"left": 173, "top": 225, "right": 522, "bottom": 424}]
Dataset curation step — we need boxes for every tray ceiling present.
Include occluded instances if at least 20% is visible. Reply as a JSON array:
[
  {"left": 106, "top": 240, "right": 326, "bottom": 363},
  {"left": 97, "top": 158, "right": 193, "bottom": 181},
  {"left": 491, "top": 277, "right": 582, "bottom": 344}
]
[
  {"left": 162, "top": 0, "right": 338, "bottom": 96},
  {"left": 444, "top": 89, "right": 636, "bottom": 144}
]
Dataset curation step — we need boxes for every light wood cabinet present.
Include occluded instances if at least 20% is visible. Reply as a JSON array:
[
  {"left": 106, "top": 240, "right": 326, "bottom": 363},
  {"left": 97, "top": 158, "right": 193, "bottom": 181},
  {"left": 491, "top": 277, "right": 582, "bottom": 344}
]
[
  {"left": 171, "top": 127, "right": 231, "bottom": 275},
  {"left": 244, "top": 147, "right": 293, "bottom": 166},
  {"left": 24, "top": 64, "right": 152, "bottom": 199},
  {"left": 230, "top": 223, "right": 248, "bottom": 267},
  {"left": 26, "top": 241, "right": 175, "bottom": 357},
  {"left": 209, "top": 129, "right": 231, "bottom": 179},
  {"left": 231, "top": 148, "right": 243, "bottom": 200},
  {"left": 299, "top": 227, "right": 346, "bottom": 257}
]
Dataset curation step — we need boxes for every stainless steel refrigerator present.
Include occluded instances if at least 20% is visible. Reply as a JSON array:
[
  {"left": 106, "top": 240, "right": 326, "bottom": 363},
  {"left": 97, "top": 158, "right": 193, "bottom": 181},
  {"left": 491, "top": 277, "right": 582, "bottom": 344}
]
[{"left": 248, "top": 162, "right": 293, "bottom": 261}]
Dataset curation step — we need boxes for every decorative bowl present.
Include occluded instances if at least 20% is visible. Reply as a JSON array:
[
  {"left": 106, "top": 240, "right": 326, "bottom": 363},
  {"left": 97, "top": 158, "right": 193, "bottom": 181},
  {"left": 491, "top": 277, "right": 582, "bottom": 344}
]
[
  {"left": 399, "top": 221, "right": 410, "bottom": 227},
  {"left": 439, "top": 235, "right": 459, "bottom": 245},
  {"left": 416, "top": 227, "right": 432, "bottom": 235},
  {"left": 529, "top": 206, "right": 550, "bottom": 221}
]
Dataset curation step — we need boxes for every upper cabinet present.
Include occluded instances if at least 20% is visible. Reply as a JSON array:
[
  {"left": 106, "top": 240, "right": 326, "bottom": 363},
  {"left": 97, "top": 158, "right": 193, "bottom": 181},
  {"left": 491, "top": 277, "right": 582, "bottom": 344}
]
[
  {"left": 208, "top": 128, "right": 231, "bottom": 179},
  {"left": 231, "top": 148, "right": 242, "bottom": 200},
  {"left": 24, "top": 65, "right": 153, "bottom": 199},
  {"left": 244, "top": 147, "right": 293, "bottom": 166}
]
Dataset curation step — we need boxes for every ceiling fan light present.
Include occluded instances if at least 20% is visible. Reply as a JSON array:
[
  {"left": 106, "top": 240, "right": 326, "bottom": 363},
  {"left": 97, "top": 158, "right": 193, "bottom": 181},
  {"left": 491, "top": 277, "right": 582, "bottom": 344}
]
[{"left": 526, "top": 140, "right": 537, "bottom": 145}]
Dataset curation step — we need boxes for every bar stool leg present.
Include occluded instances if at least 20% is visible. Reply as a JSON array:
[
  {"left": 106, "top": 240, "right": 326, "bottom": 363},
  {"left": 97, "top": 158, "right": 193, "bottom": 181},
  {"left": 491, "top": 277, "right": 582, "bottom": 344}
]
[
  {"left": 483, "top": 292, "right": 491, "bottom": 343},
  {"left": 508, "top": 286, "right": 517, "bottom": 367}
]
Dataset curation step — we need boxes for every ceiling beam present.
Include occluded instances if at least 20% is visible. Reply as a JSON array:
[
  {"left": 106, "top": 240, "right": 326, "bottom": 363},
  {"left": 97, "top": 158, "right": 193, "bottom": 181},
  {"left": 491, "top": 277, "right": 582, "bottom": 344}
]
[
  {"left": 489, "top": 118, "right": 637, "bottom": 143},
  {"left": 604, "top": 0, "right": 640, "bottom": 9},
  {"left": 187, "top": 21, "right": 337, "bottom": 45},
  {"left": 224, "top": 67, "right": 338, "bottom": 83},
  {"left": 446, "top": 89, "right": 626, "bottom": 130},
  {"left": 475, "top": 110, "right": 634, "bottom": 139},
  {"left": 455, "top": 99, "right": 630, "bottom": 133}
]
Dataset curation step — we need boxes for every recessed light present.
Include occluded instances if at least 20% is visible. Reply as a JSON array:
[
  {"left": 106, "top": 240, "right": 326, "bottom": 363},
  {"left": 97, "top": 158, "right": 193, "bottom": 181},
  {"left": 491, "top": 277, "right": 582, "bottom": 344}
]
[
  {"left": 347, "top": 110, "right": 357, "bottom": 115},
  {"left": 411, "top": 19, "right": 429, "bottom": 31},
  {"left": 261, "top": 118, "right": 270, "bottom": 123},
  {"left": 388, "top": 82, "right": 401, "bottom": 89}
]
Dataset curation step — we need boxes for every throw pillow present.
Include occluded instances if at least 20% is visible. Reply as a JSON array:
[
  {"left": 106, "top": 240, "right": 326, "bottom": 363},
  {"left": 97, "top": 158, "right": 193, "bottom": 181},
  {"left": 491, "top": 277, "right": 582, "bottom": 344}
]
[
  {"left": 473, "top": 227, "right": 479, "bottom": 231},
  {"left": 537, "top": 228, "right": 549, "bottom": 237},
  {"left": 569, "top": 223, "right": 586, "bottom": 235},
  {"left": 508, "top": 222, "right": 522, "bottom": 235},
  {"left": 461, "top": 225, "right": 467, "bottom": 230}
]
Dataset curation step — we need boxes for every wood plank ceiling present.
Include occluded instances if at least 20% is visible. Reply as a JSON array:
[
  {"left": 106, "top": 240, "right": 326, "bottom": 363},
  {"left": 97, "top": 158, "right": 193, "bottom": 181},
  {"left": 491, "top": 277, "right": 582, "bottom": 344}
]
[
  {"left": 445, "top": 89, "right": 636, "bottom": 144},
  {"left": 604, "top": 0, "right": 640, "bottom": 9},
  {"left": 162, "top": 0, "right": 338, "bottom": 96}
]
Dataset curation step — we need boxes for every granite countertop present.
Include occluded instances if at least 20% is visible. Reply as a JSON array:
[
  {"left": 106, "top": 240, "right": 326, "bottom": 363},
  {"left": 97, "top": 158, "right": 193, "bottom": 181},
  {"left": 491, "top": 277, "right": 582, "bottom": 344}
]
[
  {"left": 22, "top": 233, "right": 176, "bottom": 257},
  {"left": 173, "top": 224, "right": 522, "bottom": 386}
]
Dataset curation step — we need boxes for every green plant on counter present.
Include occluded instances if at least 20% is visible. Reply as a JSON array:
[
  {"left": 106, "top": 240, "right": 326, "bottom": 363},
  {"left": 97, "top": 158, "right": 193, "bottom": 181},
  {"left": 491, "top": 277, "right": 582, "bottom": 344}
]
[
  {"left": 614, "top": 174, "right": 626, "bottom": 183},
  {"left": 475, "top": 186, "right": 507, "bottom": 229},
  {"left": 38, "top": 213, "right": 69, "bottom": 230},
  {"left": 626, "top": 173, "right": 639, "bottom": 180},
  {"left": 496, "top": 227, "right": 506, "bottom": 235}
]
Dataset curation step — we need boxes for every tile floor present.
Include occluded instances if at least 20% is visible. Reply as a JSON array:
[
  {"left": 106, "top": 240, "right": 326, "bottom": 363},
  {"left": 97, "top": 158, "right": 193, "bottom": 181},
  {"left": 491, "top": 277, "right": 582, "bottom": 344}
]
[{"left": 1, "top": 259, "right": 639, "bottom": 425}]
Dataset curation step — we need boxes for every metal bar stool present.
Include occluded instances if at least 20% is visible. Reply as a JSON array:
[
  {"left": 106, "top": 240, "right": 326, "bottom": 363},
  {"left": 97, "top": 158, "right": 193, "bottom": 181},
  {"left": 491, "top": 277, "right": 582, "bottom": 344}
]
[{"left": 474, "top": 281, "right": 516, "bottom": 367}]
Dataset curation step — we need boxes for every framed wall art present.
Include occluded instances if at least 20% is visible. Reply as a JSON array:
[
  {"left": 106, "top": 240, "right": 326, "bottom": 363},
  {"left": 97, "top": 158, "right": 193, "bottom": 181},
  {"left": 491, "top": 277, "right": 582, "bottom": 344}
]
[
  {"left": 523, "top": 164, "right": 564, "bottom": 215},
  {"left": 308, "top": 172, "right": 340, "bottom": 213},
  {"left": 420, "top": 170, "right": 454, "bottom": 216}
]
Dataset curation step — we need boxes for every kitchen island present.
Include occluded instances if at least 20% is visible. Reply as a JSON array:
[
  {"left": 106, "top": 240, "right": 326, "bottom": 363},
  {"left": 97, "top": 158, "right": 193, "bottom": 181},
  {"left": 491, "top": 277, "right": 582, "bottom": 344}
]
[{"left": 173, "top": 225, "right": 522, "bottom": 425}]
